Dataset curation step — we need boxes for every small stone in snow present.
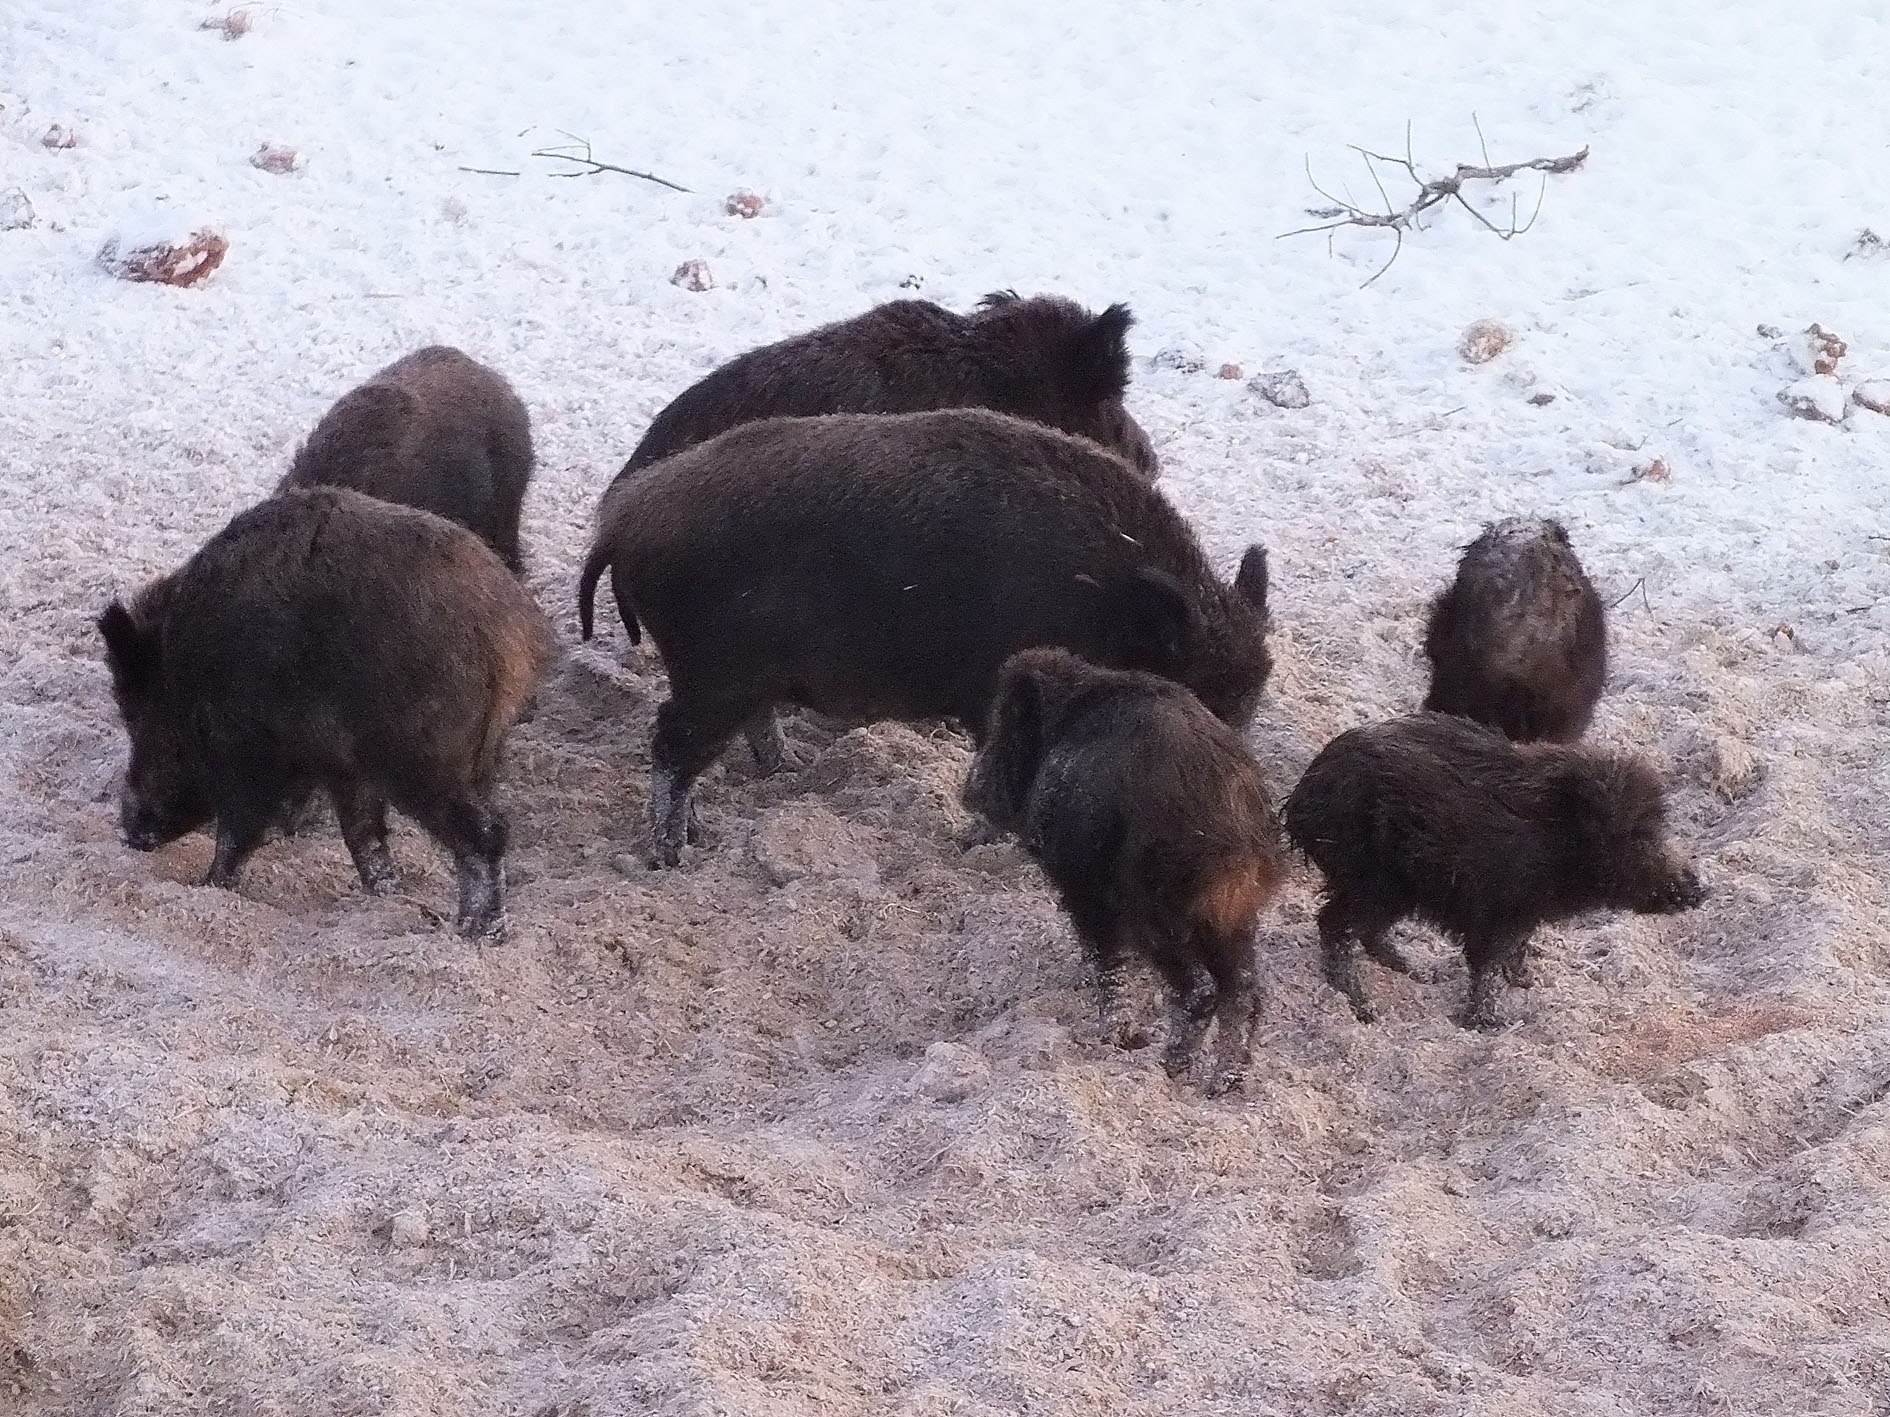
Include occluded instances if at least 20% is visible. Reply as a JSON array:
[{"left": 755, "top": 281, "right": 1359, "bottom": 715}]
[
  {"left": 671, "top": 259, "right": 713, "bottom": 292},
  {"left": 1777, "top": 376, "right": 1846, "bottom": 424},
  {"left": 1852, "top": 380, "right": 1890, "bottom": 416},
  {"left": 1250, "top": 369, "right": 1310, "bottom": 409},
  {"left": 1459, "top": 319, "right": 1513, "bottom": 365},
  {"left": 98, "top": 228, "right": 229, "bottom": 287},
  {"left": 249, "top": 143, "right": 300, "bottom": 174},
  {"left": 1528, "top": 391, "right": 1557, "bottom": 406},
  {"left": 0, "top": 188, "right": 35, "bottom": 231},
  {"left": 724, "top": 190, "right": 765, "bottom": 219},
  {"left": 1151, "top": 344, "right": 1205, "bottom": 374},
  {"left": 389, "top": 1208, "right": 428, "bottom": 1248},
  {"left": 42, "top": 124, "right": 78, "bottom": 150},
  {"left": 1215, "top": 363, "right": 1243, "bottom": 380}
]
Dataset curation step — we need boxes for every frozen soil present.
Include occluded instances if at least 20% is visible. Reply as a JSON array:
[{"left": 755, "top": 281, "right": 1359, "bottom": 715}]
[{"left": 4, "top": 1, "right": 1890, "bottom": 1413}]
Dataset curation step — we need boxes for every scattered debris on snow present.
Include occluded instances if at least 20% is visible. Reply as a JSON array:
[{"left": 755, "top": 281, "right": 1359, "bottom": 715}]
[
  {"left": 97, "top": 218, "right": 229, "bottom": 288},
  {"left": 1777, "top": 375, "right": 1846, "bottom": 424},
  {"left": 1852, "top": 379, "right": 1890, "bottom": 415},
  {"left": 41, "top": 123, "right": 77, "bottom": 149},
  {"left": 725, "top": 190, "right": 766, "bottom": 218},
  {"left": 1151, "top": 343, "right": 1206, "bottom": 374},
  {"left": 249, "top": 142, "right": 301, "bottom": 174},
  {"left": 0, "top": 188, "right": 35, "bottom": 231},
  {"left": 1215, "top": 362, "right": 1243, "bottom": 380}
]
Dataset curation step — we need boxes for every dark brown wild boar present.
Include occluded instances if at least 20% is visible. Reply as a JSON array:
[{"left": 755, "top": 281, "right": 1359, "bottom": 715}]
[
  {"left": 279, "top": 345, "right": 535, "bottom": 575},
  {"left": 964, "top": 649, "right": 1285, "bottom": 1095},
  {"left": 1282, "top": 712, "right": 1704, "bottom": 1030},
  {"left": 97, "top": 487, "right": 553, "bottom": 938},
  {"left": 615, "top": 290, "right": 1159, "bottom": 480},
  {"left": 1423, "top": 516, "right": 1606, "bottom": 742},
  {"left": 577, "top": 408, "right": 1272, "bottom": 868}
]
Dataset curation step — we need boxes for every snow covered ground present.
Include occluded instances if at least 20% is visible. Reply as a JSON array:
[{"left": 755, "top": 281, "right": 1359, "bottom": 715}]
[{"left": 3, "top": 2, "right": 1889, "bottom": 1413}]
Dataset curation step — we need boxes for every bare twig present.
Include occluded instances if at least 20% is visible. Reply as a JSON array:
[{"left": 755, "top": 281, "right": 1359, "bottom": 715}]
[
  {"left": 529, "top": 131, "right": 690, "bottom": 192},
  {"left": 458, "top": 165, "right": 521, "bottom": 177},
  {"left": 1609, "top": 576, "right": 1653, "bottom": 618},
  {"left": 1279, "top": 122, "right": 1588, "bottom": 285}
]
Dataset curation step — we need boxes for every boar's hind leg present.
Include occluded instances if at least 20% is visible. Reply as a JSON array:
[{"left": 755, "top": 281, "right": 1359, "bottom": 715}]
[
  {"left": 1316, "top": 896, "right": 1390, "bottom": 1024},
  {"left": 331, "top": 779, "right": 399, "bottom": 895},
  {"left": 1459, "top": 928, "right": 1529, "bottom": 1031},
  {"left": 396, "top": 783, "right": 509, "bottom": 939},
  {"left": 742, "top": 710, "right": 804, "bottom": 776},
  {"left": 1068, "top": 903, "right": 1150, "bottom": 1050},
  {"left": 1197, "top": 928, "right": 1262, "bottom": 1097},
  {"left": 648, "top": 696, "right": 746, "bottom": 867}
]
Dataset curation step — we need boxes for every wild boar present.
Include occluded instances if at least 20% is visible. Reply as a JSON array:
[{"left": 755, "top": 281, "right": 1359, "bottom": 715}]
[
  {"left": 1282, "top": 712, "right": 1704, "bottom": 1029},
  {"left": 279, "top": 345, "right": 535, "bottom": 575},
  {"left": 963, "top": 648, "right": 1285, "bottom": 1095},
  {"left": 577, "top": 408, "right": 1272, "bottom": 868},
  {"left": 97, "top": 487, "right": 553, "bottom": 938},
  {"left": 1422, "top": 516, "right": 1607, "bottom": 742},
  {"left": 615, "top": 290, "right": 1159, "bottom": 480}
]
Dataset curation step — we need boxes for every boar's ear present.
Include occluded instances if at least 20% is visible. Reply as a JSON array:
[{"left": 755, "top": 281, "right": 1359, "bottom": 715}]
[
  {"left": 1066, "top": 303, "right": 1134, "bottom": 404},
  {"left": 1234, "top": 544, "right": 1269, "bottom": 615},
  {"left": 96, "top": 601, "right": 158, "bottom": 694},
  {"left": 1110, "top": 568, "right": 1196, "bottom": 673},
  {"left": 964, "top": 658, "right": 1048, "bottom": 830}
]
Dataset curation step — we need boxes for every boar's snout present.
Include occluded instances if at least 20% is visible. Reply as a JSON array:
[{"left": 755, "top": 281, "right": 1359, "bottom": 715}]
[
  {"left": 1639, "top": 860, "right": 1705, "bottom": 915},
  {"left": 119, "top": 787, "right": 200, "bottom": 853}
]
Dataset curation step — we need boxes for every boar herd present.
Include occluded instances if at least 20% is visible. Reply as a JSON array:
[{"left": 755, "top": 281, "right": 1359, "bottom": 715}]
[{"left": 95, "top": 292, "right": 1706, "bottom": 1095}]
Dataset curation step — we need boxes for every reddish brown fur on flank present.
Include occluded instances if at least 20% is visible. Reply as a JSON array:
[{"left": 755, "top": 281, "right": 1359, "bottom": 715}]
[
  {"left": 1423, "top": 516, "right": 1607, "bottom": 742},
  {"left": 96, "top": 488, "right": 554, "bottom": 939},
  {"left": 280, "top": 346, "right": 535, "bottom": 575},
  {"left": 964, "top": 648, "right": 1284, "bottom": 1095},
  {"left": 1283, "top": 712, "right": 1704, "bottom": 1030},
  {"left": 578, "top": 408, "right": 1272, "bottom": 869},
  {"left": 614, "top": 290, "right": 1158, "bottom": 481}
]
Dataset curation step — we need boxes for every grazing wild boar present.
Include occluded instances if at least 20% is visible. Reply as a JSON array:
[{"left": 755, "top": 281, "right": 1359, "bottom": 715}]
[
  {"left": 964, "top": 649, "right": 1285, "bottom": 1095},
  {"left": 97, "top": 487, "right": 553, "bottom": 938},
  {"left": 614, "top": 290, "right": 1159, "bottom": 481},
  {"left": 1282, "top": 712, "right": 1704, "bottom": 1030},
  {"left": 577, "top": 408, "right": 1272, "bottom": 868},
  {"left": 279, "top": 345, "right": 535, "bottom": 575},
  {"left": 1423, "top": 516, "right": 1607, "bottom": 742}
]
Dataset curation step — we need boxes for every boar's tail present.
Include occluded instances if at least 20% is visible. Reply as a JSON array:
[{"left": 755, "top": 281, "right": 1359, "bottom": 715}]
[{"left": 577, "top": 541, "right": 640, "bottom": 645}]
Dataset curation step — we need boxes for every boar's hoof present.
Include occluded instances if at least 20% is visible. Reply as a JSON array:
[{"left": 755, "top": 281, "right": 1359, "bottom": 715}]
[
  {"left": 1345, "top": 995, "right": 1379, "bottom": 1025},
  {"left": 1202, "top": 1066, "right": 1247, "bottom": 1099},
  {"left": 361, "top": 862, "right": 402, "bottom": 897},
  {"left": 648, "top": 836, "right": 684, "bottom": 869},
  {"left": 1458, "top": 994, "right": 1506, "bottom": 1032},
  {"left": 1502, "top": 953, "right": 1535, "bottom": 988}
]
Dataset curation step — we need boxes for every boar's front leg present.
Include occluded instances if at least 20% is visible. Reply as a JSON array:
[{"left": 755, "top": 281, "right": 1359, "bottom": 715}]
[
  {"left": 331, "top": 778, "right": 399, "bottom": 895},
  {"left": 1460, "top": 927, "right": 1530, "bottom": 1031},
  {"left": 1316, "top": 896, "right": 1379, "bottom": 1023},
  {"left": 204, "top": 764, "right": 294, "bottom": 890},
  {"left": 648, "top": 695, "right": 746, "bottom": 868}
]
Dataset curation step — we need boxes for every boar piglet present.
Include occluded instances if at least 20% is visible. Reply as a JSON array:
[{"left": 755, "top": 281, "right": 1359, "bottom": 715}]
[
  {"left": 1282, "top": 712, "right": 1704, "bottom": 1030},
  {"left": 280, "top": 345, "right": 535, "bottom": 575},
  {"left": 97, "top": 487, "right": 553, "bottom": 938},
  {"left": 1423, "top": 516, "right": 1606, "bottom": 742},
  {"left": 964, "top": 649, "right": 1285, "bottom": 1095},
  {"left": 578, "top": 408, "right": 1272, "bottom": 868},
  {"left": 617, "top": 289, "right": 1158, "bottom": 480}
]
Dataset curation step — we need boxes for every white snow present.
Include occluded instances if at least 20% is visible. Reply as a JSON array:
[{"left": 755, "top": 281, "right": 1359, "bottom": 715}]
[{"left": 3, "top": 1, "right": 1889, "bottom": 1413}]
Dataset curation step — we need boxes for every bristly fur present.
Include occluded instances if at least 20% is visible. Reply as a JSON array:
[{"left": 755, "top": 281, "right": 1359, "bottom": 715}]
[
  {"left": 613, "top": 291, "right": 1158, "bottom": 481},
  {"left": 280, "top": 345, "right": 535, "bottom": 575},
  {"left": 1282, "top": 711, "right": 1703, "bottom": 1030},
  {"left": 98, "top": 487, "right": 554, "bottom": 938},
  {"left": 578, "top": 407, "right": 1272, "bottom": 870},
  {"left": 964, "top": 648, "right": 1285, "bottom": 1095},
  {"left": 1422, "top": 516, "right": 1607, "bottom": 742}
]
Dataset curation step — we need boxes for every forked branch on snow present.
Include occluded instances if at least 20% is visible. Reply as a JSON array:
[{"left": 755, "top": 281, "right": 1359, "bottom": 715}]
[
  {"left": 529, "top": 132, "right": 691, "bottom": 192},
  {"left": 1279, "top": 118, "right": 1589, "bottom": 286}
]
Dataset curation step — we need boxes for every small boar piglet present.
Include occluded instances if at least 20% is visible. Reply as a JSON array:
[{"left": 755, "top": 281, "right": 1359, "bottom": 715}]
[
  {"left": 280, "top": 345, "right": 535, "bottom": 575},
  {"left": 576, "top": 408, "right": 1273, "bottom": 868},
  {"left": 1282, "top": 712, "right": 1703, "bottom": 1030},
  {"left": 964, "top": 648, "right": 1285, "bottom": 1095},
  {"left": 618, "top": 290, "right": 1158, "bottom": 480},
  {"left": 1423, "top": 516, "right": 1607, "bottom": 742},
  {"left": 97, "top": 488, "right": 553, "bottom": 938}
]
